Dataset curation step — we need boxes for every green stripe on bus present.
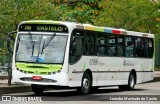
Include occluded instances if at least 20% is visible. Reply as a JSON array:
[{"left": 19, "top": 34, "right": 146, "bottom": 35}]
[{"left": 94, "top": 27, "right": 104, "bottom": 32}]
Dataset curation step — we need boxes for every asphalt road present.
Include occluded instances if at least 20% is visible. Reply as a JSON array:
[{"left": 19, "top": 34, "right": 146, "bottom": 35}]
[{"left": 1, "top": 78, "right": 160, "bottom": 104}]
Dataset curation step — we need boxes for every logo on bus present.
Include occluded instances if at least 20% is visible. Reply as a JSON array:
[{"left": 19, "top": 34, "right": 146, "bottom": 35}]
[
  {"left": 123, "top": 59, "right": 134, "bottom": 66},
  {"left": 89, "top": 59, "right": 98, "bottom": 65}
]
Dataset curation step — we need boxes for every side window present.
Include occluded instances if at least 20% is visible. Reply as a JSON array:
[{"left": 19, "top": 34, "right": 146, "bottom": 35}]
[
  {"left": 125, "top": 36, "right": 134, "bottom": 57},
  {"left": 135, "top": 37, "right": 144, "bottom": 57},
  {"left": 97, "top": 33, "right": 106, "bottom": 56},
  {"left": 117, "top": 35, "right": 124, "bottom": 57},
  {"left": 144, "top": 38, "right": 154, "bottom": 58},
  {"left": 83, "top": 32, "right": 96, "bottom": 55},
  {"left": 108, "top": 35, "right": 117, "bottom": 56},
  {"left": 69, "top": 30, "right": 84, "bottom": 64}
]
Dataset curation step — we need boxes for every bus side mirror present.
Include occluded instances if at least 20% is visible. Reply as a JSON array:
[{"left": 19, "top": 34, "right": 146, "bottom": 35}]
[
  {"left": 6, "top": 31, "right": 17, "bottom": 54},
  {"left": 8, "top": 31, "right": 17, "bottom": 41}
]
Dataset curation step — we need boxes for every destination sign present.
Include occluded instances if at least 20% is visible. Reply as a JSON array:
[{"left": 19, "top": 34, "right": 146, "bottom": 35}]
[{"left": 19, "top": 24, "right": 68, "bottom": 33}]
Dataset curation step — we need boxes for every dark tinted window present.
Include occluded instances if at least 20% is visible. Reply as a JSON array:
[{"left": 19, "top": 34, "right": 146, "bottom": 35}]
[
  {"left": 83, "top": 32, "right": 96, "bottom": 55},
  {"left": 135, "top": 37, "right": 144, "bottom": 57},
  {"left": 69, "top": 29, "right": 84, "bottom": 64},
  {"left": 117, "top": 36, "right": 125, "bottom": 56},
  {"left": 126, "top": 36, "right": 134, "bottom": 57},
  {"left": 108, "top": 35, "right": 117, "bottom": 56},
  {"left": 144, "top": 38, "right": 154, "bottom": 58},
  {"left": 97, "top": 33, "right": 106, "bottom": 56}
]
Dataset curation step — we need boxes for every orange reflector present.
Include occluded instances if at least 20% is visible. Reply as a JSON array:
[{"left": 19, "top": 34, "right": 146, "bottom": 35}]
[{"left": 32, "top": 76, "right": 42, "bottom": 80}]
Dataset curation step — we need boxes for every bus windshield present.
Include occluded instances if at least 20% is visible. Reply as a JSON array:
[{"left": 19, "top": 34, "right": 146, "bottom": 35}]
[{"left": 15, "top": 34, "right": 68, "bottom": 64}]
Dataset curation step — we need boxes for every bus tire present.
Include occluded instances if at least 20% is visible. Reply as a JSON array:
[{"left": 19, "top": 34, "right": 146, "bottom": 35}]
[
  {"left": 78, "top": 73, "right": 92, "bottom": 94},
  {"left": 127, "top": 73, "right": 136, "bottom": 90},
  {"left": 31, "top": 84, "right": 45, "bottom": 95},
  {"left": 118, "top": 73, "right": 136, "bottom": 90}
]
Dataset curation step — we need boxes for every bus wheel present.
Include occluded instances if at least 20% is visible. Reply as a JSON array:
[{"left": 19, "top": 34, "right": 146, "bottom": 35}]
[
  {"left": 127, "top": 73, "right": 136, "bottom": 90},
  {"left": 118, "top": 73, "right": 136, "bottom": 90},
  {"left": 31, "top": 84, "right": 45, "bottom": 95},
  {"left": 78, "top": 73, "right": 91, "bottom": 94}
]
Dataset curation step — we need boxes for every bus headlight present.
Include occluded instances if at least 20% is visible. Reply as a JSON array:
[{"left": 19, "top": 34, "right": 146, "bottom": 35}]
[
  {"left": 16, "top": 68, "right": 20, "bottom": 71},
  {"left": 48, "top": 70, "right": 61, "bottom": 75},
  {"left": 57, "top": 70, "right": 61, "bottom": 73},
  {"left": 16, "top": 68, "right": 27, "bottom": 74},
  {"left": 52, "top": 72, "right": 56, "bottom": 74}
]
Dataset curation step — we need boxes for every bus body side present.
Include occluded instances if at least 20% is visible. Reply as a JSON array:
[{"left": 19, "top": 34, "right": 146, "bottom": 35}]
[{"left": 67, "top": 29, "right": 154, "bottom": 88}]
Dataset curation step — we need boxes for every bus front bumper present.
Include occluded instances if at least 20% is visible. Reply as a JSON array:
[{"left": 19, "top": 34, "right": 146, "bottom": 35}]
[{"left": 12, "top": 69, "right": 68, "bottom": 86}]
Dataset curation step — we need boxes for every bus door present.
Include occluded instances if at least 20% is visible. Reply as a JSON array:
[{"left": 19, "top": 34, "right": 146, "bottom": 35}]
[{"left": 69, "top": 29, "right": 84, "bottom": 86}]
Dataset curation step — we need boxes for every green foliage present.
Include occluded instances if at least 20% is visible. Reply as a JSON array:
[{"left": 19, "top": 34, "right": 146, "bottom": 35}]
[
  {"left": 0, "top": 0, "right": 101, "bottom": 32},
  {"left": 59, "top": 3, "right": 93, "bottom": 23},
  {"left": 94, "top": 0, "right": 160, "bottom": 33},
  {"left": 0, "top": 55, "right": 6, "bottom": 64},
  {"left": 0, "top": 38, "right": 6, "bottom": 64},
  {"left": 50, "top": 0, "right": 101, "bottom": 23},
  {"left": 0, "top": 0, "right": 159, "bottom": 33}
]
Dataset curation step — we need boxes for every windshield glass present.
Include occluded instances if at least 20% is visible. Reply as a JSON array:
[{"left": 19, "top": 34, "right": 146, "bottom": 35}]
[{"left": 16, "top": 34, "right": 68, "bottom": 64}]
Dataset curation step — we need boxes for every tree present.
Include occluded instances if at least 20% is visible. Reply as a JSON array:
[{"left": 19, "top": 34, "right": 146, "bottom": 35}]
[{"left": 93, "top": 0, "right": 160, "bottom": 33}]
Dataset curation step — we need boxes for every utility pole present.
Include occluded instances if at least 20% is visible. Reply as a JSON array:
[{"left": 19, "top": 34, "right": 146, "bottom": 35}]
[
  {"left": 7, "top": 37, "right": 11, "bottom": 86},
  {"left": 7, "top": 31, "right": 16, "bottom": 86}
]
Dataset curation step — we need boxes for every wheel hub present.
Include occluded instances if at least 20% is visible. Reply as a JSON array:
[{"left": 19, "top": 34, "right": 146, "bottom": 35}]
[
  {"left": 130, "top": 75, "right": 135, "bottom": 87},
  {"left": 83, "top": 78, "right": 89, "bottom": 90}
]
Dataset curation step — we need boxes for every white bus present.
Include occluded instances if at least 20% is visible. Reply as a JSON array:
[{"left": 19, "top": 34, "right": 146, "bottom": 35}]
[{"left": 12, "top": 20, "right": 154, "bottom": 95}]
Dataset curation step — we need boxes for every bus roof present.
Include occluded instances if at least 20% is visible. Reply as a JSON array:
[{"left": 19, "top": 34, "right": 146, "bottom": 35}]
[{"left": 19, "top": 20, "right": 154, "bottom": 38}]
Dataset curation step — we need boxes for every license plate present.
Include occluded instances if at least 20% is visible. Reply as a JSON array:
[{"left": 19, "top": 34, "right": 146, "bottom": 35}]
[{"left": 32, "top": 76, "right": 42, "bottom": 80}]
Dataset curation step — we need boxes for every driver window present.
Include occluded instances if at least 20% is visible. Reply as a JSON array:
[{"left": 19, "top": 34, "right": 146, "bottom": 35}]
[{"left": 69, "top": 30, "right": 84, "bottom": 64}]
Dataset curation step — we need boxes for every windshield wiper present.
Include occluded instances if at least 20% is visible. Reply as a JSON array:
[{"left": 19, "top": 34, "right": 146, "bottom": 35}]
[
  {"left": 41, "top": 33, "right": 56, "bottom": 54},
  {"left": 31, "top": 42, "right": 35, "bottom": 56},
  {"left": 28, "top": 32, "right": 35, "bottom": 56},
  {"left": 44, "top": 33, "right": 56, "bottom": 49}
]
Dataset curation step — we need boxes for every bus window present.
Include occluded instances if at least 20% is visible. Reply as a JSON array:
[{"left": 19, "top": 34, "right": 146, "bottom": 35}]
[
  {"left": 148, "top": 39, "right": 154, "bottom": 58},
  {"left": 135, "top": 37, "right": 144, "bottom": 57},
  {"left": 97, "top": 33, "right": 106, "bottom": 56},
  {"left": 125, "top": 36, "right": 134, "bottom": 57},
  {"left": 83, "top": 32, "right": 96, "bottom": 55},
  {"left": 117, "top": 36, "right": 124, "bottom": 57},
  {"left": 69, "top": 30, "right": 84, "bottom": 64},
  {"left": 108, "top": 35, "right": 117, "bottom": 56},
  {"left": 144, "top": 38, "right": 154, "bottom": 58},
  {"left": 69, "top": 37, "right": 83, "bottom": 63}
]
